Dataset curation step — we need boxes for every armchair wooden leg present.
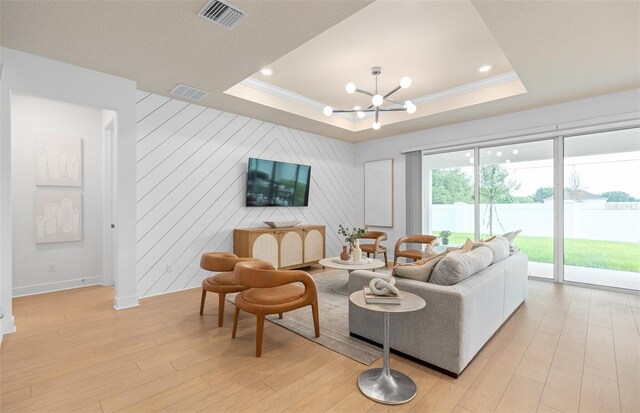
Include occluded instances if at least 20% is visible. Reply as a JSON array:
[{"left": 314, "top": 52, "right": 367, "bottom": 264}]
[
  {"left": 393, "top": 256, "right": 398, "bottom": 266},
  {"left": 256, "top": 314, "right": 265, "bottom": 357},
  {"left": 311, "top": 300, "right": 320, "bottom": 338},
  {"left": 199, "top": 289, "right": 207, "bottom": 316},
  {"left": 232, "top": 306, "right": 240, "bottom": 338},
  {"left": 384, "top": 252, "right": 388, "bottom": 267},
  {"left": 278, "top": 313, "right": 283, "bottom": 319},
  {"left": 217, "top": 293, "right": 226, "bottom": 327}
]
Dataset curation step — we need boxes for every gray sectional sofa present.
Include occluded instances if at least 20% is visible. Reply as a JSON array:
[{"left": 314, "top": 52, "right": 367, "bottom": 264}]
[{"left": 348, "top": 252, "right": 528, "bottom": 377}]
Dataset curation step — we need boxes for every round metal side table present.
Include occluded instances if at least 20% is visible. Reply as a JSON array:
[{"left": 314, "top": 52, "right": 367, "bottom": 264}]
[{"left": 349, "top": 290, "right": 426, "bottom": 404}]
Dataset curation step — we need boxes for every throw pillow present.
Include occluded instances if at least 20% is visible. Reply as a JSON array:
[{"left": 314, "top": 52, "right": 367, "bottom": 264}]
[
  {"left": 393, "top": 253, "right": 446, "bottom": 282},
  {"left": 502, "top": 229, "right": 522, "bottom": 245},
  {"left": 472, "top": 236, "right": 509, "bottom": 264},
  {"left": 429, "top": 246, "right": 493, "bottom": 286},
  {"left": 421, "top": 244, "right": 439, "bottom": 259},
  {"left": 481, "top": 235, "right": 497, "bottom": 242}
]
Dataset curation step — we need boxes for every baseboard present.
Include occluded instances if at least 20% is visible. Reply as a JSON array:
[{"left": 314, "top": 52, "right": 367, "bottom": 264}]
[
  {"left": 113, "top": 294, "right": 139, "bottom": 310},
  {"left": 12, "top": 276, "right": 104, "bottom": 297},
  {"left": 349, "top": 332, "right": 459, "bottom": 378}
]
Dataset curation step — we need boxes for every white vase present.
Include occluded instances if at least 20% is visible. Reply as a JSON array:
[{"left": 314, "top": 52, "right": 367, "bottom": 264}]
[{"left": 352, "top": 248, "right": 362, "bottom": 262}]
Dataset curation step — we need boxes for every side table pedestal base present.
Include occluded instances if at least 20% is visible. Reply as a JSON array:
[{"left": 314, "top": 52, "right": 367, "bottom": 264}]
[{"left": 357, "top": 367, "right": 417, "bottom": 405}]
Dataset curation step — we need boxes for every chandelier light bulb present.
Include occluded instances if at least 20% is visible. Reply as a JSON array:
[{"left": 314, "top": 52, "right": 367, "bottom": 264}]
[
  {"left": 405, "top": 101, "right": 417, "bottom": 114},
  {"left": 400, "top": 76, "right": 412, "bottom": 88},
  {"left": 323, "top": 106, "right": 333, "bottom": 116},
  {"left": 372, "top": 121, "right": 381, "bottom": 130},
  {"left": 357, "top": 111, "right": 365, "bottom": 118},
  {"left": 372, "top": 94, "right": 384, "bottom": 107},
  {"left": 345, "top": 82, "right": 357, "bottom": 94}
]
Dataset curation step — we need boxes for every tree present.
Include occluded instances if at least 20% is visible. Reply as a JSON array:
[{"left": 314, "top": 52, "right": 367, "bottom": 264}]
[
  {"left": 532, "top": 187, "right": 553, "bottom": 203},
  {"left": 601, "top": 191, "right": 639, "bottom": 202},
  {"left": 431, "top": 168, "right": 473, "bottom": 204},
  {"left": 480, "top": 164, "right": 521, "bottom": 235}
]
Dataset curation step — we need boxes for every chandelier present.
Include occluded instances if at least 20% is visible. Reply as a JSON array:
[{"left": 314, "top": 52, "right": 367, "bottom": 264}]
[{"left": 323, "top": 66, "right": 416, "bottom": 130}]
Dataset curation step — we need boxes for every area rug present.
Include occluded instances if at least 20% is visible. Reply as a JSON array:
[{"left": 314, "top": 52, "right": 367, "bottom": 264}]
[{"left": 227, "top": 269, "right": 388, "bottom": 365}]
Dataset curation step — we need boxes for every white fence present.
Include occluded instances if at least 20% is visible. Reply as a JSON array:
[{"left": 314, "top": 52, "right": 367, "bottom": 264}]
[{"left": 430, "top": 202, "right": 640, "bottom": 243}]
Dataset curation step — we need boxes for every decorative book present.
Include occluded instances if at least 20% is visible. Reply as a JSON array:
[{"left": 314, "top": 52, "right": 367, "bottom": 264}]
[{"left": 363, "top": 287, "right": 402, "bottom": 305}]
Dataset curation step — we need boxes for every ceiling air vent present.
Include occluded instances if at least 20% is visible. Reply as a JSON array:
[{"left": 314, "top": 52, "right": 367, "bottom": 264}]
[
  {"left": 170, "top": 84, "right": 210, "bottom": 101},
  {"left": 198, "top": 0, "right": 247, "bottom": 30}
]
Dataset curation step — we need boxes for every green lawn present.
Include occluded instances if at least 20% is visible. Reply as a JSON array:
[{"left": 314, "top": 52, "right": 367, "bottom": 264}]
[{"left": 436, "top": 232, "right": 640, "bottom": 273}]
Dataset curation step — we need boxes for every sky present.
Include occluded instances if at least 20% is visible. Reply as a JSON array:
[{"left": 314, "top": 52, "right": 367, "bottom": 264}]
[{"left": 506, "top": 152, "right": 640, "bottom": 198}]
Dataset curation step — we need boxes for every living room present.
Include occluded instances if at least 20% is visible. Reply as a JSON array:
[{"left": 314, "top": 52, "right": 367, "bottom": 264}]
[{"left": 1, "top": 1, "right": 639, "bottom": 412}]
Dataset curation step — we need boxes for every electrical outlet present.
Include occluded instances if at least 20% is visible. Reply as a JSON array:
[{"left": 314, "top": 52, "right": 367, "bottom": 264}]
[
  {"left": 48, "top": 263, "right": 56, "bottom": 273},
  {"left": 166, "top": 264, "right": 173, "bottom": 273}
]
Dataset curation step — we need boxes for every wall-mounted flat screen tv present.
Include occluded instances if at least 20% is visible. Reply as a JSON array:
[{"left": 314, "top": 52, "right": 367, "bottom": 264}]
[{"left": 246, "top": 158, "right": 311, "bottom": 207}]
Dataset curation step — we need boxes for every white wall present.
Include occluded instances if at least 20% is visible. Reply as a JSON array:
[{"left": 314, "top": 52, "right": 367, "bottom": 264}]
[
  {"left": 10, "top": 95, "right": 107, "bottom": 295},
  {"left": 135, "top": 92, "right": 357, "bottom": 297},
  {"left": 0, "top": 48, "right": 139, "bottom": 335},
  {"left": 354, "top": 89, "right": 640, "bottom": 260}
]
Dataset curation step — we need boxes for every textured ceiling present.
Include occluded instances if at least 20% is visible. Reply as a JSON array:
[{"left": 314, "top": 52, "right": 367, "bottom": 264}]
[{"left": 1, "top": 0, "right": 638, "bottom": 142}]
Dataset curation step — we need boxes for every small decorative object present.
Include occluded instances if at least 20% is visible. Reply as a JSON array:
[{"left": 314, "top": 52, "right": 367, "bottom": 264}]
[
  {"left": 352, "top": 246, "right": 362, "bottom": 262},
  {"left": 439, "top": 230, "right": 452, "bottom": 246},
  {"left": 340, "top": 245, "right": 350, "bottom": 261},
  {"left": 338, "top": 224, "right": 366, "bottom": 252},
  {"left": 264, "top": 220, "right": 300, "bottom": 228},
  {"left": 369, "top": 275, "right": 399, "bottom": 296}
]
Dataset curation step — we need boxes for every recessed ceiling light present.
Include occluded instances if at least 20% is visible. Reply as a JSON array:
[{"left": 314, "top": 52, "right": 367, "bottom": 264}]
[
  {"left": 496, "top": 151, "right": 502, "bottom": 157},
  {"left": 353, "top": 106, "right": 361, "bottom": 110},
  {"left": 260, "top": 68, "right": 273, "bottom": 76},
  {"left": 512, "top": 149, "right": 519, "bottom": 155},
  {"left": 478, "top": 65, "right": 493, "bottom": 73}
]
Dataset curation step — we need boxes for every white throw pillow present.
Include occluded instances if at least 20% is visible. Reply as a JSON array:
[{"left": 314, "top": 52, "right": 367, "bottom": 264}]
[
  {"left": 472, "top": 236, "right": 509, "bottom": 264},
  {"left": 429, "top": 247, "right": 493, "bottom": 286},
  {"left": 502, "top": 229, "right": 522, "bottom": 245}
]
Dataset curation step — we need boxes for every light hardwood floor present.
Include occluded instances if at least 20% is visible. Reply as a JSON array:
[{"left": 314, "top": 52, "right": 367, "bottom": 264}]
[{"left": 1, "top": 271, "right": 639, "bottom": 413}]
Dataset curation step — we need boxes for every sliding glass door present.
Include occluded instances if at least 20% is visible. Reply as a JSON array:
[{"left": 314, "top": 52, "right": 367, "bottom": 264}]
[
  {"left": 563, "top": 129, "right": 640, "bottom": 290},
  {"left": 421, "top": 128, "right": 639, "bottom": 290},
  {"left": 479, "top": 140, "right": 555, "bottom": 279},
  {"left": 423, "top": 150, "right": 475, "bottom": 247}
]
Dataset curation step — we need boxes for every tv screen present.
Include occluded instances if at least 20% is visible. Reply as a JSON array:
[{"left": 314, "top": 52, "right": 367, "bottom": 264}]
[{"left": 246, "top": 158, "right": 311, "bottom": 207}]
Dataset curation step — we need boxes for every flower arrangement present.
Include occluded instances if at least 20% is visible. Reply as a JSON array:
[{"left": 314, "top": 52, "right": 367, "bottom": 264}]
[{"left": 338, "top": 225, "right": 366, "bottom": 249}]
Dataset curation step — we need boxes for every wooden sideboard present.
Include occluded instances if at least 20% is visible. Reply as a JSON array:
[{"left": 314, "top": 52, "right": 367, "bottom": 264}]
[{"left": 233, "top": 225, "right": 326, "bottom": 269}]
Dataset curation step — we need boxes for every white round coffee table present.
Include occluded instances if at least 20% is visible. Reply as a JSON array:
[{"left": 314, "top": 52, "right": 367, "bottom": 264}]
[
  {"left": 319, "top": 257, "right": 385, "bottom": 295},
  {"left": 349, "top": 291, "right": 426, "bottom": 404}
]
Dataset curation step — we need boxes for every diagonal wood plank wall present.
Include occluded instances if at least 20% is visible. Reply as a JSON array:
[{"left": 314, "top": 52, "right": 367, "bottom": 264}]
[{"left": 135, "top": 91, "right": 357, "bottom": 297}]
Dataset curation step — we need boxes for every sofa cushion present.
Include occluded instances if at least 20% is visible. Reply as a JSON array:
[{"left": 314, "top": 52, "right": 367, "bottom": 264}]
[
  {"left": 472, "top": 236, "right": 509, "bottom": 264},
  {"left": 393, "top": 253, "right": 446, "bottom": 282},
  {"left": 429, "top": 246, "right": 493, "bottom": 286}
]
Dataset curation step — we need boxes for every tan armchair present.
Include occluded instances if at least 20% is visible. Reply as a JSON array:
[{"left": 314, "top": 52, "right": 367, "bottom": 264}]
[
  {"left": 231, "top": 260, "right": 320, "bottom": 357},
  {"left": 199, "top": 252, "right": 255, "bottom": 327},
  {"left": 393, "top": 235, "right": 437, "bottom": 266},
  {"left": 358, "top": 231, "right": 388, "bottom": 267}
]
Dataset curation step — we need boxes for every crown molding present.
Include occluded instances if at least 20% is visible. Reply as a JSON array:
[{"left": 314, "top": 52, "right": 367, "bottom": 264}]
[{"left": 239, "top": 71, "right": 522, "bottom": 125}]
